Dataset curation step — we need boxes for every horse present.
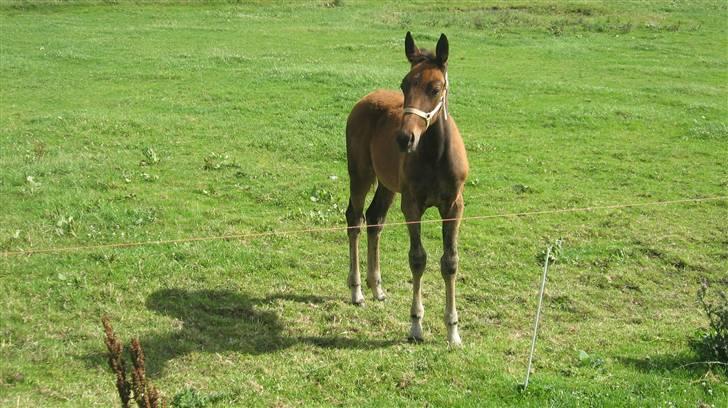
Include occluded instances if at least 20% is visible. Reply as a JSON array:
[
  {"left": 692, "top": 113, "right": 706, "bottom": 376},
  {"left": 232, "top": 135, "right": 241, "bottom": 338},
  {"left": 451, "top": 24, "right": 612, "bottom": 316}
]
[{"left": 345, "top": 32, "right": 469, "bottom": 346}]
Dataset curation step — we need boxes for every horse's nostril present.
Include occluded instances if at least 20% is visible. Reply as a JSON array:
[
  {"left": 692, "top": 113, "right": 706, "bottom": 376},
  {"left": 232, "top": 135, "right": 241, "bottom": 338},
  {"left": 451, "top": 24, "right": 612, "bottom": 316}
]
[{"left": 396, "top": 130, "right": 412, "bottom": 152}]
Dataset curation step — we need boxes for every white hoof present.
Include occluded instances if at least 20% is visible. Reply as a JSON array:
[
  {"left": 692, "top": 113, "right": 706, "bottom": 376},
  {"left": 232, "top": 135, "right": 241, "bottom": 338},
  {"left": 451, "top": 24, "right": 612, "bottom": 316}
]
[
  {"left": 351, "top": 287, "right": 365, "bottom": 306},
  {"left": 447, "top": 328, "right": 462, "bottom": 347},
  {"left": 372, "top": 286, "right": 386, "bottom": 301},
  {"left": 409, "top": 321, "right": 424, "bottom": 342}
]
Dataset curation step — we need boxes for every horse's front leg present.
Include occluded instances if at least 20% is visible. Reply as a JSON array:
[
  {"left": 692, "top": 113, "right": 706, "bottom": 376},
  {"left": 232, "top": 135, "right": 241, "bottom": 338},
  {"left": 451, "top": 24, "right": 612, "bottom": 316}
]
[
  {"left": 439, "top": 194, "right": 464, "bottom": 346},
  {"left": 402, "top": 194, "right": 426, "bottom": 342}
]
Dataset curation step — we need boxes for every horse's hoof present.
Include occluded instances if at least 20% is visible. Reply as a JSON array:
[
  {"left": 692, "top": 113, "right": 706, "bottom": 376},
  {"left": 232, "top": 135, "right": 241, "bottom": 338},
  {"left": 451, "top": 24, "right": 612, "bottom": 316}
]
[
  {"left": 351, "top": 287, "right": 365, "bottom": 306},
  {"left": 371, "top": 285, "right": 386, "bottom": 301},
  {"left": 447, "top": 332, "right": 462, "bottom": 347},
  {"left": 409, "top": 324, "right": 424, "bottom": 343}
]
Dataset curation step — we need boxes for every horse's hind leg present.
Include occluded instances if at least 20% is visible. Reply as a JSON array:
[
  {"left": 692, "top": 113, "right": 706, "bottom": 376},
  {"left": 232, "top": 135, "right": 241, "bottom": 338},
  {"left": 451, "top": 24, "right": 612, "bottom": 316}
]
[
  {"left": 365, "top": 183, "right": 395, "bottom": 301},
  {"left": 346, "top": 173, "right": 373, "bottom": 305}
]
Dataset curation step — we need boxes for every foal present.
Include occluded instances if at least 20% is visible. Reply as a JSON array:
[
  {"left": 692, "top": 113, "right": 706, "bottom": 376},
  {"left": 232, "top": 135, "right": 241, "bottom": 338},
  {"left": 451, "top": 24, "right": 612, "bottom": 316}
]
[{"left": 345, "top": 32, "right": 468, "bottom": 345}]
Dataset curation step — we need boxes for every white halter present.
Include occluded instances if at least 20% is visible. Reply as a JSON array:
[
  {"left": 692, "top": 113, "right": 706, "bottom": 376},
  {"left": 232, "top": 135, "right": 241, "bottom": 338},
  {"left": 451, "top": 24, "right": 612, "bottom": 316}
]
[{"left": 402, "top": 72, "right": 449, "bottom": 128}]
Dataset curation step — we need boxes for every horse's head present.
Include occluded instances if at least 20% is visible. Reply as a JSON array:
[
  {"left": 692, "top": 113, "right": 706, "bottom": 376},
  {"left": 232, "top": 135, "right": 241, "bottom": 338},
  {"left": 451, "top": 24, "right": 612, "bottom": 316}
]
[{"left": 397, "top": 32, "right": 449, "bottom": 154}]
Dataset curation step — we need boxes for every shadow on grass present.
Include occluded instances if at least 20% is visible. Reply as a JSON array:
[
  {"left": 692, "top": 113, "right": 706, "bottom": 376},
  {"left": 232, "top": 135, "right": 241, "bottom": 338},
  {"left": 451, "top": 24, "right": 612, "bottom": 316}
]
[
  {"left": 87, "top": 288, "right": 399, "bottom": 376},
  {"left": 618, "top": 353, "right": 726, "bottom": 378}
]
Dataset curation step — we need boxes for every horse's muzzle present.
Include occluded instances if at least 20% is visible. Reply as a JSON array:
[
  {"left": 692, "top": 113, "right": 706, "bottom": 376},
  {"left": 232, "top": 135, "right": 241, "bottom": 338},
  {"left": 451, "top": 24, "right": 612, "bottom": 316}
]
[{"left": 396, "top": 130, "right": 416, "bottom": 153}]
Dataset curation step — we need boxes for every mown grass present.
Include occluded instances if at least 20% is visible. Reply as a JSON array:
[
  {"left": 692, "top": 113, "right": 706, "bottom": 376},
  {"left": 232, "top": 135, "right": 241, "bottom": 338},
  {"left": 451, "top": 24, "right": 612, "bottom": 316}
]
[{"left": 1, "top": 1, "right": 727, "bottom": 406}]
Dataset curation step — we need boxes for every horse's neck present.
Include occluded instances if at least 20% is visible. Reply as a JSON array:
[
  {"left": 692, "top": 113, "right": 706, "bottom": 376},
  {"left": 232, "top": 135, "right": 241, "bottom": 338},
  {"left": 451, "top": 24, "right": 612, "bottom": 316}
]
[{"left": 419, "top": 118, "right": 449, "bottom": 163}]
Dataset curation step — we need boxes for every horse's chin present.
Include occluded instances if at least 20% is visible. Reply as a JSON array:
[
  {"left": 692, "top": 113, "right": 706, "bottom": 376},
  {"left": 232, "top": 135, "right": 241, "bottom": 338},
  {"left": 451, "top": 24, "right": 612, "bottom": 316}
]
[
  {"left": 398, "top": 142, "right": 419, "bottom": 154},
  {"left": 408, "top": 137, "right": 423, "bottom": 154}
]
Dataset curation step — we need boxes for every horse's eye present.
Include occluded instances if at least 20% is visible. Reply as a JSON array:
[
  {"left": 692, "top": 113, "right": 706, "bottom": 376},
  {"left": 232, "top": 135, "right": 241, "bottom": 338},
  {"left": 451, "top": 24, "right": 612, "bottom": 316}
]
[{"left": 430, "top": 87, "right": 441, "bottom": 96}]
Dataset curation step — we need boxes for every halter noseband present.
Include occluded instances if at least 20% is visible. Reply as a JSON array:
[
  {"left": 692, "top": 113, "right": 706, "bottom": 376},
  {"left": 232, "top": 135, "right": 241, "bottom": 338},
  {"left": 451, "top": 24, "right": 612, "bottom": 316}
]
[{"left": 402, "top": 72, "right": 449, "bottom": 128}]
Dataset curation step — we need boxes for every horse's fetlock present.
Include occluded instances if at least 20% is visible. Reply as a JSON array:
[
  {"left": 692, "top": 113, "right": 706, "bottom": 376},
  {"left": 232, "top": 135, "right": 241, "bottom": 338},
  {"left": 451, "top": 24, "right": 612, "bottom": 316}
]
[
  {"left": 347, "top": 275, "right": 360, "bottom": 288},
  {"left": 366, "top": 277, "right": 381, "bottom": 288},
  {"left": 444, "top": 311, "right": 459, "bottom": 325}
]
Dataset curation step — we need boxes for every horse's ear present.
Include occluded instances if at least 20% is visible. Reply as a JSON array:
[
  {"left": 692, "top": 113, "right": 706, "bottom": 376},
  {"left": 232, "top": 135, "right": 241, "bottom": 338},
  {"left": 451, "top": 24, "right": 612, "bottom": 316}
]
[
  {"left": 436, "top": 33, "right": 449, "bottom": 66},
  {"left": 405, "top": 31, "right": 420, "bottom": 64}
]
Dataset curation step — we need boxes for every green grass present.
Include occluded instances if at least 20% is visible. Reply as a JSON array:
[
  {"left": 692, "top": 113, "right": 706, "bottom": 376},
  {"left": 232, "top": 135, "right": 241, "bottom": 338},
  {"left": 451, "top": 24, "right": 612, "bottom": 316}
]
[{"left": 1, "top": 0, "right": 727, "bottom": 406}]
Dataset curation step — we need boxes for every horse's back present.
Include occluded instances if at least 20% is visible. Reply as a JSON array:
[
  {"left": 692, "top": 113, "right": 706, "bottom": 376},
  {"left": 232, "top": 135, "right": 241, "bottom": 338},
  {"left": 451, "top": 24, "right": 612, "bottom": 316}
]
[
  {"left": 346, "top": 90, "right": 403, "bottom": 192},
  {"left": 346, "top": 90, "right": 402, "bottom": 139}
]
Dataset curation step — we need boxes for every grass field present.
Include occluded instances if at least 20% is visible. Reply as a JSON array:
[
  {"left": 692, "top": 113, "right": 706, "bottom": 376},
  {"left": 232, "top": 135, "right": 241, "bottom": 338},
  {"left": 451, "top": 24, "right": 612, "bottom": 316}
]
[{"left": 1, "top": 0, "right": 727, "bottom": 406}]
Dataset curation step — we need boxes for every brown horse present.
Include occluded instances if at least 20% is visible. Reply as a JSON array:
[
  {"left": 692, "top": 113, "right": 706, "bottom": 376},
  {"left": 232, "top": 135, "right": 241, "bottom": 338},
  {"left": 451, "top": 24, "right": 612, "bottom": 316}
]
[{"left": 345, "top": 32, "right": 468, "bottom": 345}]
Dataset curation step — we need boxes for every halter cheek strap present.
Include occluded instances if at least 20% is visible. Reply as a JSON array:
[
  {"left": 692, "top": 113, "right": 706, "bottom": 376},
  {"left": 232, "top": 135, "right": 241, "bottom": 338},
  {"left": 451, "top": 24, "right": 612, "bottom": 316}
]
[{"left": 403, "top": 72, "right": 449, "bottom": 128}]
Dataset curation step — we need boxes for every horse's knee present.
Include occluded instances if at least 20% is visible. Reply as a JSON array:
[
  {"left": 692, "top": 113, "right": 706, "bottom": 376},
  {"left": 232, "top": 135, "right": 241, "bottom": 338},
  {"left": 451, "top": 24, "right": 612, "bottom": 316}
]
[
  {"left": 366, "top": 197, "right": 390, "bottom": 235},
  {"left": 440, "top": 253, "right": 459, "bottom": 276},
  {"left": 346, "top": 202, "right": 362, "bottom": 234},
  {"left": 365, "top": 213, "right": 384, "bottom": 234},
  {"left": 409, "top": 248, "right": 427, "bottom": 272}
]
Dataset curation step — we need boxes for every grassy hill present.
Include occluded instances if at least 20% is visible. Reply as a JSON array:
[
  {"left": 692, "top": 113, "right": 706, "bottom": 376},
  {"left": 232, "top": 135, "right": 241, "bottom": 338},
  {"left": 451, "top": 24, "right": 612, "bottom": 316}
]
[{"left": 1, "top": 1, "right": 726, "bottom": 406}]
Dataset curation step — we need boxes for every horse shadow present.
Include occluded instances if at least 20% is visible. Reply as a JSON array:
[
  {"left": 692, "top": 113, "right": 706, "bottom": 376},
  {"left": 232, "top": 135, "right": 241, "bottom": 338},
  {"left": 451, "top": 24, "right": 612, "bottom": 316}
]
[
  {"left": 88, "top": 288, "right": 398, "bottom": 376},
  {"left": 618, "top": 352, "right": 726, "bottom": 378}
]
